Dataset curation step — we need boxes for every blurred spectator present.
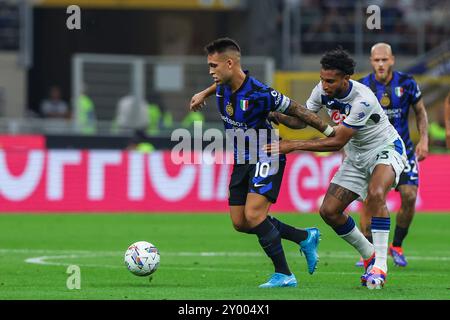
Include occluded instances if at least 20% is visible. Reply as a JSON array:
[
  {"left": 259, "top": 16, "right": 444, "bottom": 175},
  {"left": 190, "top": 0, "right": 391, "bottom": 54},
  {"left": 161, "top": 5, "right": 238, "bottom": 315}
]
[
  {"left": 182, "top": 110, "right": 204, "bottom": 129},
  {"left": 75, "top": 84, "right": 96, "bottom": 135},
  {"left": 40, "top": 86, "right": 70, "bottom": 119},
  {"left": 381, "top": 0, "right": 405, "bottom": 33},
  {"left": 114, "top": 94, "right": 149, "bottom": 134},
  {"left": 290, "top": 0, "right": 450, "bottom": 55},
  {"left": 445, "top": 92, "right": 450, "bottom": 148},
  {"left": 146, "top": 95, "right": 173, "bottom": 136},
  {"left": 127, "top": 129, "right": 155, "bottom": 153}
]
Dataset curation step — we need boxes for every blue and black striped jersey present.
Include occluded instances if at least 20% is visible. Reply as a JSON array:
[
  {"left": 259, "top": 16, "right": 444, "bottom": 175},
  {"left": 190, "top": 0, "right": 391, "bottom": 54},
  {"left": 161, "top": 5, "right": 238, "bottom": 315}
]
[
  {"left": 215, "top": 72, "right": 291, "bottom": 162},
  {"left": 359, "top": 71, "right": 422, "bottom": 158}
]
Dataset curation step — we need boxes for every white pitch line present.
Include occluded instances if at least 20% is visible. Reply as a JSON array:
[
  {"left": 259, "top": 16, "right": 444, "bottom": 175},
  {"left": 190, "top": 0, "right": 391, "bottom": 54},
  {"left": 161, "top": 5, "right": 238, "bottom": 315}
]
[{"left": 18, "top": 247, "right": 450, "bottom": 276}]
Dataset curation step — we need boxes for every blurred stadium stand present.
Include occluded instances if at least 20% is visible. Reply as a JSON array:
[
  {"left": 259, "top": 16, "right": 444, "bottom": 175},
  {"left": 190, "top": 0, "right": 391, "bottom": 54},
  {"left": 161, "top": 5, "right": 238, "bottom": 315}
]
[{"left": 0, "top": 0, "right": 448, "bottom": 150}]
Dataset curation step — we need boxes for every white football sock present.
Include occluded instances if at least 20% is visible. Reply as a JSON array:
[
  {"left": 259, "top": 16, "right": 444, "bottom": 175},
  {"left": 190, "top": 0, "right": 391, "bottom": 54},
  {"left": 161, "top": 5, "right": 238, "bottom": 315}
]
[
  {"left": 372, "top": 230, "right": 389, "bottom": 273},
  {"left": 340, "top": 226, "right": 375, "bottom": 260}
]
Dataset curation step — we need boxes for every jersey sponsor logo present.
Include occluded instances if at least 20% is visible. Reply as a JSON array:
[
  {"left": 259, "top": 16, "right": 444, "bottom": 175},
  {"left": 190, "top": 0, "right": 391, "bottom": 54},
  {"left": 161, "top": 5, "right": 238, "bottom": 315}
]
[
  {"left": 240, "top": 99, "right": 249, "bottom": 111},
  {"left": 394, "top": 86, "right": 404, "bottom": 97},
  {"left": 220, "top": 115, "right": 247, "bottom": 129},
  {"left": 415, "top": 85, "right": 421, "bottom": 98},
  {"left": 226, "top": 102, "right": 234, "bottom": 116},
  {"left": 383, "top": 108, "right": 402, "bottom": 119},
  {"left": 330, "top": 110, "right": 346, "bottom": 124},
  {"left": 360, "top": 101, "right": 370, "bottom": 107},
  {"left": 271, "top": 90, "right": 282, "bottom": 106}
]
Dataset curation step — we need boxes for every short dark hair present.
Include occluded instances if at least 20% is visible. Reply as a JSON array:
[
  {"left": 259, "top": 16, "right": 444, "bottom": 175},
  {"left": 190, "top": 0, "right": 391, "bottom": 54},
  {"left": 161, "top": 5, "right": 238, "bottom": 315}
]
[
  {"left": 320, "top": 47, "right": 355, "bottom": 75},
  {"left": 204, "top": 37, "right": 241, "bottom": 55}
]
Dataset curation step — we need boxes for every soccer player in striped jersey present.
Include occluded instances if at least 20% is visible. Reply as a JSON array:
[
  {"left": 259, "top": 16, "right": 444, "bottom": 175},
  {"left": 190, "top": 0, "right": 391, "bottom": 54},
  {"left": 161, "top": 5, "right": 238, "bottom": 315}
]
[
  {"left": 355, "top": 43, "right": 429, "bottom": 267},
  {"left": 189, "top": 38, "right": 335, "bottom": 288},
  {"left": 264, "top": 47, "right": 408, "bottom": 289}
]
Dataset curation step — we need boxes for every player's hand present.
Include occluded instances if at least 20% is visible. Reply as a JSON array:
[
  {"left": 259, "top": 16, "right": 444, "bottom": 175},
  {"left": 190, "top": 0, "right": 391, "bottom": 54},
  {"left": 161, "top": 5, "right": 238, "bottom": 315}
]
[
  {"left": 263, "top": 140, "right": 295, "bottom": 155},
  {"left": 267, "top": 111, "right": 281, "bottom": 125},
  {"left": 189, "top": 92, "right": 207, "bottom": 112},
  {"left": 415, "top": 139, "right": 428, "bottom": 161}
]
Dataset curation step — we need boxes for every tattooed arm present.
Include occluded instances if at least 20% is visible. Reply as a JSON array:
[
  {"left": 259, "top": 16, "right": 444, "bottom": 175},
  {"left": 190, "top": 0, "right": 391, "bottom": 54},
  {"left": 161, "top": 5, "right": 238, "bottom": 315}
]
[
  {"left": 284, "top": 100, "right": 335, "bottom": 137},
  {"left": 268, "top": 111, "right": 307, "bottom": 129}
]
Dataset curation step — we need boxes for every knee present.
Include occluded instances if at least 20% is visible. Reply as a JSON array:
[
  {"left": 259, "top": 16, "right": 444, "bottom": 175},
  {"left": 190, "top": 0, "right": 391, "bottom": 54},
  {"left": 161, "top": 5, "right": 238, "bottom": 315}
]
[
  {"left": 232, "top": 220, "right": 249, "bottom": 233},
  {"left": 319, "top": 203, "right": 339, "bottom": 225},
  {"left": 244, "top": 208, "right": 264, "bottom": 226},
  {"left": 401, "top": 189, "right": 417, "bottom": 206},
  {"left": 367, "top": 187, "right": 386, "bottom": 205},
  {"left": 244, "top": 201, "right": 267, "bottom": 225}
]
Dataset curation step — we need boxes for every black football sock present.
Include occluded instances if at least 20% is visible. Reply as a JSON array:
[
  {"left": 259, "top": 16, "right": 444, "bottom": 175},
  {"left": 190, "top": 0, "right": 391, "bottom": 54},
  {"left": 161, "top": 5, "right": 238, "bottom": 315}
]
[
  {"left": 249, "top": 218, "right": 291, "bottom": 275},
  {"left": 393, "top": 225, "right": 408, "bottom": 247},
  {"left": 268, "top": 216, "right": 308, "bottom": 243}
]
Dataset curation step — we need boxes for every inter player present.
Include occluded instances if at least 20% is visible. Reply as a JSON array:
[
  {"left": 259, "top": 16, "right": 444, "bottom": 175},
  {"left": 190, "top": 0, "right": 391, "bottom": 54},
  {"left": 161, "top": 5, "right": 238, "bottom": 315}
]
[
  {"left": 189, "top": 38, "right": 335, "bottom": 288},
  {"left": 355, "top": 43, "right": 429, "bottom": 267},
  {"left": 265, "top": 48, "right": 407, "bottom": 289}
]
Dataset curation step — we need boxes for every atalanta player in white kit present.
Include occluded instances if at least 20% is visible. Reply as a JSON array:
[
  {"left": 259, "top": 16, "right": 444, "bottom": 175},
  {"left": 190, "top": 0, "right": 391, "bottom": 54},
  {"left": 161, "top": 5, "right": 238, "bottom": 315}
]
[{"left": 265, "top": 47, "right": 407, "bottom": 289}]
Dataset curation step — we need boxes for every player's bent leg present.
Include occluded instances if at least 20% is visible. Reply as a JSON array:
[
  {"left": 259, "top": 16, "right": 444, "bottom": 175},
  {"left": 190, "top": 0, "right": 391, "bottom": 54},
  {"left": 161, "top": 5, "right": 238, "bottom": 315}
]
[
  {"left": 356, "top": 200, "right": 373, "bottom": 267},
  {"left": 320, "top": 184, "right": 375, "bottom": 285},
  {"left": 365, "top": 164, "right": 396, "bottom": 287},
  {"left": 267, "top": 215, "right": 317, "bottom": 274},
  {"left": 390, "top": 185, "right": 417, "bottom": 267},
  {"left": 229, "top": 205, "right": 251, "bottom": 233},
  {"left": 244, "top": 193, "right": 295, "bottom": 287}
]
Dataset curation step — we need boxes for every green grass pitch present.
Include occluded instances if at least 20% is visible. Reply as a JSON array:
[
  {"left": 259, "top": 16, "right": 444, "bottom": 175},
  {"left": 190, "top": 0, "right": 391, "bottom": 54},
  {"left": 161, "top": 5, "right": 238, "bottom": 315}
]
[{"left": 0, "top": 213, "right": 449, "bottom": 300}]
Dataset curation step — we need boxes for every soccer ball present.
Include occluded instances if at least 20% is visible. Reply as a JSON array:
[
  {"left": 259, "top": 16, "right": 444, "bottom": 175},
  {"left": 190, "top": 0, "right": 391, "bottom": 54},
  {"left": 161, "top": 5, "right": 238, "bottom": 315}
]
[{"left": 124, "top": 241, "right": 160, "bottom": 276}]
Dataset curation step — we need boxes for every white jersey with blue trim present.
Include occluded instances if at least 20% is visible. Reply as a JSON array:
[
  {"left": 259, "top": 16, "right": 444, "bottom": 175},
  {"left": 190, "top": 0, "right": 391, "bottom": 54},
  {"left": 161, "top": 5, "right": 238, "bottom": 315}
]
[{"left": 306, "top": 79, "right": 400, "bottom": 164}]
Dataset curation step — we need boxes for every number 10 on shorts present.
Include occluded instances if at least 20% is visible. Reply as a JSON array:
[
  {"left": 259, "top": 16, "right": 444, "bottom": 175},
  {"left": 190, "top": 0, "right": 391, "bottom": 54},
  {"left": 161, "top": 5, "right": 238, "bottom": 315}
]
[{"left": 255, "top": 162, "right": 270, "bottom": 178}]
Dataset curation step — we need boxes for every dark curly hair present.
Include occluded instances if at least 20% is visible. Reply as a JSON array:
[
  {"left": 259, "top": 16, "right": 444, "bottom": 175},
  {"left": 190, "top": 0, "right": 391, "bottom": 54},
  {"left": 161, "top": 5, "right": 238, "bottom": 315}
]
[{"left": 320, "top": 47, "right": 355, "bottom": 75}]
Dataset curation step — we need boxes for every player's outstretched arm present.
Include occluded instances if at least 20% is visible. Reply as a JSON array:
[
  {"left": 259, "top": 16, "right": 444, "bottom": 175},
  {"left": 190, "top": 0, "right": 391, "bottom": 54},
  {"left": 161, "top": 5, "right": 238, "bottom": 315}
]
[
  {"left": 267, "top": 111, "right": 307, "bottom": 129},
  {"left": 189, "top": 83, "right": 216, "bottom": 111},
  {"left": 412, "top": 98, "right": 429, "bottom": 161},
  {"left": 264, "top": 125, "right": 355, "bottom": 154},
  {"left": 285, "top": 100, "right": 335, "bottom": 137}
]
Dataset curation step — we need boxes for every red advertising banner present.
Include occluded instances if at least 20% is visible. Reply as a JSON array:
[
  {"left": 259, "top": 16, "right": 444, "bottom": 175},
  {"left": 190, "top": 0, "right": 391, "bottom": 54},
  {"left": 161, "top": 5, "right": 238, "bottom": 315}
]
[{"left": 0, "top": 150, "right": 449, "bottom": 212}]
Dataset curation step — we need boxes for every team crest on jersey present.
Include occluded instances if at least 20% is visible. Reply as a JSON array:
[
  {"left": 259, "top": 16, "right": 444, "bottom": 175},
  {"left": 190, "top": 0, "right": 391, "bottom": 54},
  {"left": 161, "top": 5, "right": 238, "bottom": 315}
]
[
  {"left": 226, "top": 102, "right": 234, "bottom": 116},
  {"left": 240, "top": 99, "right": 249, "bottom": 111},
  {"left": 344, "top": 104, "right": 351, "bottom": 115},
  {"left": 395, "top": 86, "right": 404, "bottom": 97},
  {"left": 380, "top": 93, "right": 391, "bottom": 107}
]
